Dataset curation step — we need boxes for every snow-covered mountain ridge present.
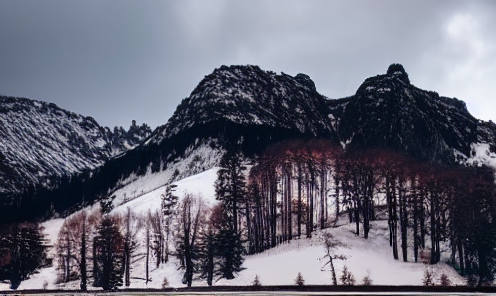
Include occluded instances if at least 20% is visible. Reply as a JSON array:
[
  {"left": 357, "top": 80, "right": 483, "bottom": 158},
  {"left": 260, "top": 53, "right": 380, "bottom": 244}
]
[
  {"left": 1, "top": 64, "right": 495, "bottom": 224},
  {"left": 147, "top": 65, "right": 333, "bottom": 146},
  {"left": 336, "top": 64, "right": 496, "bottom": 164},
  {"left": 145, "top": 64, "right": 495, "bottom": 165},
  {"left": 0, "top": 96, "right": 151, "bottom": 199}
]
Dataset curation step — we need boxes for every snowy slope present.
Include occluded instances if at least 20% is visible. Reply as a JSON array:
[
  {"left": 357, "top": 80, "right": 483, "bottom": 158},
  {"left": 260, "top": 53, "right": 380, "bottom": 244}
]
[
  {"left": 4, "top": 168, "right": 467, "bottom": 291},
  {"left": 111, "top": 167, "right": 220, "bottom": 216}
]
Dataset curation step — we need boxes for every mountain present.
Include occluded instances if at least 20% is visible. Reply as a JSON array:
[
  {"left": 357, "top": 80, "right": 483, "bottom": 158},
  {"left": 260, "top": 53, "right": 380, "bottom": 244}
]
[
  {"left": 334, "top": 64, "right": 496, "bottom": 164},
  {"left": 0, "top": 96, "right": 151, "bottom": 202},
  {"left": 1, "top": 64, "right": 495, "bottom": 223},
  {"left": 148, "top": 65, "right": 333, "bottom": 145}
]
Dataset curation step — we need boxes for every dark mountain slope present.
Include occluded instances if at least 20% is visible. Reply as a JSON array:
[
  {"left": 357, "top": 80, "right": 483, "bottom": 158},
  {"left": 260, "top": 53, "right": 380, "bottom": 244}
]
[
  {"left": 148, "top": 65, "right": 334, "bottom": 145},
  {"left": 334, "top": 64, "right": 493, "bottom": 164}
]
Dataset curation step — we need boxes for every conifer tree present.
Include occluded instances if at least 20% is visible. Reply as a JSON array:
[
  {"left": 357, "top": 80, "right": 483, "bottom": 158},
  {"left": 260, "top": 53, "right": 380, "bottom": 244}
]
[
  {"left": 175, "top": 194, "right": 206, "bottom": 287},
  {"left": 294, "top": 272, "right": 305, "bottom": 286},
  {"left": 216, "top": 223, "right": 245, "bottom": 280},
  {"left": 198, "top": 226, "right": 216, "bottom": 286},
  {"left": 161, "top": 184, "right": 179, "bottom": 263},
  {"left": 215, "top": 149, "right": 246, "bottom": 234},
  {"left": 340, "top": 265, "right": 355, "bottom": 285},
  {"left": 252, "top": 274, "right": 262, "bottom": 286},
  {"left": 93, "top": 216, "right": 124, "bottom": 291},
  {"left": 0, "top": 222, "right": 48, "bottom": 290}
]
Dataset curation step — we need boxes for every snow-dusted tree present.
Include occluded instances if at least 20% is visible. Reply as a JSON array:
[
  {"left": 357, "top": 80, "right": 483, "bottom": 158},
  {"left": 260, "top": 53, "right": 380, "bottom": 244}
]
[
  {"left": 149, "top": 210, "right": 165, "bottom": 268},
  {"left": 197, "top": 225, "right": 216, "bottom": 286},
  {"left": 161, "top": 184, "right": 179, "bottom": 263},
  {"left": 439, "top": 273, "right": 450, "bottom": 286},
  {"left": 422, "top": 269, "right": 434, "bottom": 286},
  {"left": 215, "top": 222, "right": 245, "bottom": 280},
  {"left": 362, "top": 273, "right": 373, "bottom": 286},
  {"left": 252, "top": 274, "right": 262, "bottom": 286},
  {"left": 321, "top": 232, "right": 347, "bottom": 285}
]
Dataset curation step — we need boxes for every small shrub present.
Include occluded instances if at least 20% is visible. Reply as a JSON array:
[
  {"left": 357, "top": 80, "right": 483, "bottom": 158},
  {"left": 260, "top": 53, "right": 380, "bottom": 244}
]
[
  {"left": 466, "top": 274, "right": 478, "bottom": 288},
  {"left": 294, "top": 272, "right": 305, "bottom": 286},
  {"left": 252, "top": 274, "right": 262, "bottom": 286},
  {"left": 340, "top": 265, "right": 356, "bottom": 285},
  {"left": 439, "top": 273, "right": 450, "bottom": 286},
  {"left": 423, "top": 269, "right": 434, "bottom": 286},
  {"left": 162, "top": 277, "right": 169, "bottom": 288},
  {"left": 362, "top": 274, "right": 373, "bottom": 286}
]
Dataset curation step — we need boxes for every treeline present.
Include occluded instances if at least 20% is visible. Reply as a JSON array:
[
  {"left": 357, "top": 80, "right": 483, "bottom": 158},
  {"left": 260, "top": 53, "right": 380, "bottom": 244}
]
[
  {"left": 0, "top": 122, "right": 315, "bottom": 226},
  {"left": 230, "top": 139, "right": 496, "bottom": 286}
]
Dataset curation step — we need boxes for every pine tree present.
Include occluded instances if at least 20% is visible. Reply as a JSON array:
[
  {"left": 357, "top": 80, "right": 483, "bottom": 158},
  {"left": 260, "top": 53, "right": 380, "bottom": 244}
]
[
  {"left": 198, "top": 227, "right": 216, "bottom": 286},
  {"left": 161, "top": 184, "right": 178, "bottom": 263},
  {"left": 0, "top": 222, "right": 48, "bottom": 290},
  {"left": 93, "top": 216, "right": 124, "bottom": 291},
  {"left": 439, "top": 273, "right": 450, "bottom": 286},
  {"left": 294, "top": 272, "right": 305, "bottom": 286},
  {"left": 215, "top": 149, "right": 246, "bottom": 234},
  {"left": 175, "top": 194, "right": 206, "bottom": 287},
  {"left": 214, "top": 150, "right": 246, "bottom": 281},
  {"left": 216, "top": 224, "right": 245, "bottom": 280},
  {"left": 340, "top": 265, "right": 356, "bottom": 285},
  {"left": 252, "top": 274, "right": 262, "bottom": 286},
  {"left": 321, "top": 233, "right": 347, "bottom": 285},
  {"left": 422, "top": 269, "right": 434, "bottom": 286},
  {"left": 362, "top": 274, "right": 373, "bottom": 286}
]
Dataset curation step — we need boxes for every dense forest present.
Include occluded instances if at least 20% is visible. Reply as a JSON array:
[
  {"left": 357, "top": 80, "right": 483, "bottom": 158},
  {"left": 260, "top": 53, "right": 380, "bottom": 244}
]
[
  {"left": 1, "top": 139, "right": 495, "bottom": 290},
  {"left": 241, "top": 139, "right": 496, "bottom": 285}
]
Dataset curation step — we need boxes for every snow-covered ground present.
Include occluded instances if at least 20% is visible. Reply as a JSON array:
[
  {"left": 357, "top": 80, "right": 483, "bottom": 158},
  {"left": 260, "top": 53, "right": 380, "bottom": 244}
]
[
  {"left": 1, "top": 168, "right": 467, "bottom": 291},
  {"left": 111, "top": 167, "right": 220, "bottom": 216},
  {"left": 466, "top": 143, "right": 496, "bottom": 171}
]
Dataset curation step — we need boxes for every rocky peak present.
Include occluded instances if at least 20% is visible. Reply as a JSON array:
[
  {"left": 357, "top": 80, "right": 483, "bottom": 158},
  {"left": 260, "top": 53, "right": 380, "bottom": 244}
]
[
  {"left": 148, "top": 65, "right": 333, "bottom": 145},
  {"left": 386, "top": 63, "right": 410, "bottom": 84}
]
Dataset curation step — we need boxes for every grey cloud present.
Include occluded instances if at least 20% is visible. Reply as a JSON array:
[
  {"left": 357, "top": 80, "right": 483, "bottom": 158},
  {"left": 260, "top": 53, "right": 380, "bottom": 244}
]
[{"left": 0, "top": 0, "right": 494, "bottom": 129}]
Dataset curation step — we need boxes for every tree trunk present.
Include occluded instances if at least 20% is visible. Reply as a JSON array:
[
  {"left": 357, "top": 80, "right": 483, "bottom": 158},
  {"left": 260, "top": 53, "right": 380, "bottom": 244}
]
[{"left": 297, "top": 165, "right": 302, "bottom": 238}]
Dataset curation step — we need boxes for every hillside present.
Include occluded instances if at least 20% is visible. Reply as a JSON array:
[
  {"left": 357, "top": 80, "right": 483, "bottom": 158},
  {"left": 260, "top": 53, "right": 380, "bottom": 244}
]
[{"left": 3, "top": 168, "right": 467, "bottom": 290}]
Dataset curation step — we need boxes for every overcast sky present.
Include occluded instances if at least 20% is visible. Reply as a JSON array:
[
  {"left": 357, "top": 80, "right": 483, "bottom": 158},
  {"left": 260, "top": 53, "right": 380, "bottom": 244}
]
[{"left": 1, "top": 0, "right": 495, "bottom": 129}]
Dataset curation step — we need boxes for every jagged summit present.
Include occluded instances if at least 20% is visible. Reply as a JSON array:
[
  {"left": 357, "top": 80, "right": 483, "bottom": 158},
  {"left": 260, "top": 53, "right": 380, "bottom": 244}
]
[
  {"left": 0, "top": 96, "right": 151, "bottom": 196},
  {"left": 148, "top": 65, "right": 333, "bottom": 145},
  {"left": 386, "top": 63, "right": 410, "bottom": 84},
  {"left": 335, "top": 64, "right": 490, "bottom": 163}
]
